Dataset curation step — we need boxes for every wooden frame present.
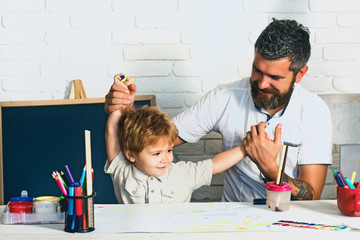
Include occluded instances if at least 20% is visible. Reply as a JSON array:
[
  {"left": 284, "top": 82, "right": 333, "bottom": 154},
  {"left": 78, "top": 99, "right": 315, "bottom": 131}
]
[
  {"left": 0, "top": 95, "right": 156, "bottom": 204},
  {"left": 0, "top": 95, "right": 156, "bottom": 108}
]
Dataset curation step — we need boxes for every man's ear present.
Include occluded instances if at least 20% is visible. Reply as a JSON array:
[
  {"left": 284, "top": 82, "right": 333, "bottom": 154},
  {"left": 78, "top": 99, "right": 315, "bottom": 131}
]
[
  {"left": 124, "top": 149, "right": 136, "bottom": 163},
  {"left": 295, "top": 65, "right": 308, "bottom": 83}
]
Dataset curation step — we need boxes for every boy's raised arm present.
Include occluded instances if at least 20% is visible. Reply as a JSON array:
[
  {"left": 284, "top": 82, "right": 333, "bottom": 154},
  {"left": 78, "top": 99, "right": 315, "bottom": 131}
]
[
  {"left": 105, "top": 110, "right": 122, "bottom": 165},
  {"left": 211, "top": 144, "right": 246, "bottom": 175}
]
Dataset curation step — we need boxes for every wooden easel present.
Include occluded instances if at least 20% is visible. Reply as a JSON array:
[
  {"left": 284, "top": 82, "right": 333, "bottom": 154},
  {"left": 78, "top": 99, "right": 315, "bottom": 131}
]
[{"left": 69, "top": 79, "right": 87, "bottom": 99}]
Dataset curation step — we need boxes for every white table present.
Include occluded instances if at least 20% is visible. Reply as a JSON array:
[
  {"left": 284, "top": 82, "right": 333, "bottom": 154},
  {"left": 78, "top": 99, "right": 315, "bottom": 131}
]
[{"left": 1, "top": 200, "right": 359, "bottom": 240}]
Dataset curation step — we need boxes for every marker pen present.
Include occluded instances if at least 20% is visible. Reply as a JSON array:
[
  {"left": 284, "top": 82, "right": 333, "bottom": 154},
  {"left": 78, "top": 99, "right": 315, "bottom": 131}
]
[
  {"left": 74, "top": 182, "right": 83, "bottom": 230},
  {"left": 68, "top": 184, "right": 75, "bottom": 230}
]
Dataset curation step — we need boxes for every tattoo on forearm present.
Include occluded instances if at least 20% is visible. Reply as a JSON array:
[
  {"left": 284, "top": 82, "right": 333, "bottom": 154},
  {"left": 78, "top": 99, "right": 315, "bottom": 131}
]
[{"left": 283, "top": 175, "right": 314, "bottom": 200}]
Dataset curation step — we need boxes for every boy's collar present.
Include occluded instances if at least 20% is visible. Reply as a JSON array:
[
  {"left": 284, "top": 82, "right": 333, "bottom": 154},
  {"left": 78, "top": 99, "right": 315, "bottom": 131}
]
[
  {"left": 131, "top": 164, "right": 169, "bottom": 182},
  {"left": 157, "top": 168, "right": 171, "bottom": 182},
  {"left": 131, "top": 165, "right": 150, "bottom": 182}
]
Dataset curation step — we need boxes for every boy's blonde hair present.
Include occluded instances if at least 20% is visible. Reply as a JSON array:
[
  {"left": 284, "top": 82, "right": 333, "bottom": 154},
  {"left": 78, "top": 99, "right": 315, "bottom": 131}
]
[{"left": 118, "top": 106, "right": 178, "bottom": 154}]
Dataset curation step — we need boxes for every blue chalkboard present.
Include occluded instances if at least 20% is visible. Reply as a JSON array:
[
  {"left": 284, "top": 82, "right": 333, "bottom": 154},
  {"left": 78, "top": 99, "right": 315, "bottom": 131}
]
[{"left": 0, "top": 96, "right": 155, "bottom": 204}]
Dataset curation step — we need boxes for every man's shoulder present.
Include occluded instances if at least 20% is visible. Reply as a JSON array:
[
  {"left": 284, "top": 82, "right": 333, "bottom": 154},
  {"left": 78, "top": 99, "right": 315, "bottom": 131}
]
[
  {"left": 208, "top": 78, "right": 250, "bottom": 100},
  {"left": 215, "top": 77, "right": 250, "bottom": 91},
  {"left": 298, "top": 84, "right": 328, "bottom": 105},
  {"left": 295, "top": 84, "right": 331, "bottom": 116}
]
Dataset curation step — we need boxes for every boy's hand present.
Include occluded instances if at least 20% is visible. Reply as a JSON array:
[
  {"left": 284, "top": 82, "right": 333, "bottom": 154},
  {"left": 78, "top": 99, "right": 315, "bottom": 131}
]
[{"left": 105, "top": 73, "right": 137, "bottom": 114}]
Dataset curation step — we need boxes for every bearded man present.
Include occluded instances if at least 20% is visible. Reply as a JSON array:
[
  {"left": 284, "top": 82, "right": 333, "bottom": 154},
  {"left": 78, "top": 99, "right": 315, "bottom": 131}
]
[{"left": 105, "top": 19, "right": 332, "bottom": 202}]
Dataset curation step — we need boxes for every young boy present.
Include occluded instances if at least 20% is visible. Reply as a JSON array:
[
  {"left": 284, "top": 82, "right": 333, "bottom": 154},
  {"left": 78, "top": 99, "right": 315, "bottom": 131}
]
[{"left": 105, "top": 106, "right": 245, "bottom": 204}]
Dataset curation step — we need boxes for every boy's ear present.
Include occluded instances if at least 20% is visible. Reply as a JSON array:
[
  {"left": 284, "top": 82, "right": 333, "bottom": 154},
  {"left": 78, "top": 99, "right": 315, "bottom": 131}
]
[{"left": 124, "top": 149, "right": 136, "bottom": 163}]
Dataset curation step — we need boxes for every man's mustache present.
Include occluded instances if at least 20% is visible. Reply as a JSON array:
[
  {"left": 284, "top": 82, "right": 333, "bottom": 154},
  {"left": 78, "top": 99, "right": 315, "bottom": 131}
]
[{"left": 251, "top": 82, "right": 279, "bottom": 95}]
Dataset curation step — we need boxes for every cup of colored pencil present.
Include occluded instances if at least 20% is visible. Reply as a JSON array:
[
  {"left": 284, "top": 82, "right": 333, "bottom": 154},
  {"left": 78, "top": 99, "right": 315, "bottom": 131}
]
[{"left": 334, "top": 170, "right": 360, "bottom": 217}]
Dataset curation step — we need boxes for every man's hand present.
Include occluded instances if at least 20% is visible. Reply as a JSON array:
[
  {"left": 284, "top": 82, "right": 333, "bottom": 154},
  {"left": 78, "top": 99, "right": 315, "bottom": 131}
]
[
  {"left": 243, "top": 122, "right": 327, "bottom": 200},
  {"left": 243, "top": 122, "right": 282, "bottom": 180},
  {"left": 105, "top": 73, "right": 137, "bottom": 114}
]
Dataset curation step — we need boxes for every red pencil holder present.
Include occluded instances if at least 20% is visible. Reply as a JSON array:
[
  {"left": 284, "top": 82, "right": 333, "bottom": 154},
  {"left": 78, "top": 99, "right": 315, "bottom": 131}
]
[
  {"left": 337, "top": 184, "right": 360, "bottom": 217},
  {"left": 64, "top": 192, "right": 96, "bottom": 233}
]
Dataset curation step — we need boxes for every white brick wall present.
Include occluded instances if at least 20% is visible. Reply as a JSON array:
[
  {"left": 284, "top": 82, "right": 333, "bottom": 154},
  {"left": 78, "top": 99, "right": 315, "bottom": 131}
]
[
  {"left": 0, "top": 0, "right": 358, "bottom": 104},
  {"left": 1, "top": 0, "right": 360, "bottom": 201}
]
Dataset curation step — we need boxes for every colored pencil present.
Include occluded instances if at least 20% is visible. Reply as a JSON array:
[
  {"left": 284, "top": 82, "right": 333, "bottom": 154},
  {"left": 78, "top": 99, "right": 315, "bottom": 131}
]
[
  {"left": 80, "top": 168, "right": 86, "bottom": 187},
  {"left": 345, "top": 177, "right": 355, "bottom": 189},
  {"left": 65, "top": 165, "right": 75, "bottom": 183},
  {"left": 351, "top": 171, "right": 356, "bottom": 184},
  {"left": 52, "top": 172, "right": 68, "bottom": 196},
  {"left": 61, "top": 171, "right": 71, "bottom": 188}
]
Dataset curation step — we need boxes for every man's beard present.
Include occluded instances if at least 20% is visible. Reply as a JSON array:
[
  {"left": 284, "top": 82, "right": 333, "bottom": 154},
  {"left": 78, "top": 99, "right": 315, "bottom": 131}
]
[{"left": 250, "top": 78, "right": 295, "bottom": 110}]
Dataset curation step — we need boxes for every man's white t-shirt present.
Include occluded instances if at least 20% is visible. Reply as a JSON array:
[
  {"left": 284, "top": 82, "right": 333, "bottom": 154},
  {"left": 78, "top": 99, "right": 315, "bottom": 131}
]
[{"left": 173, "top": 78, "right": 332, "bottom": 202}]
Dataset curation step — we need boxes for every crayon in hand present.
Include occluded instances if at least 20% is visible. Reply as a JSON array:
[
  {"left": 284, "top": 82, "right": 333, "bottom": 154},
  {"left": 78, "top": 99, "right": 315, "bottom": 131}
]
[
  {"left": 120, "top": 74, "right": 134, "bottom": 84},
  {"left": 120, "top": 75, "right": 127, "bottom": 82}
]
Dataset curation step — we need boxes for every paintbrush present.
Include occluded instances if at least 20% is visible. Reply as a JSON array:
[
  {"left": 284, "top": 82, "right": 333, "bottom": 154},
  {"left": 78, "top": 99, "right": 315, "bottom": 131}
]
[
  {"left": 274, "top": 141, "right": 301, "bottom": 211},
  {"left": 276, "top": 141, "right": 301, "bottom": 186}
]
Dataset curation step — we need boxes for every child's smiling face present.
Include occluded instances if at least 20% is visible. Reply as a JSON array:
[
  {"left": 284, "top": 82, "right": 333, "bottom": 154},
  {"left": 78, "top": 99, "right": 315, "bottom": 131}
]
[{"left": 127, "top": 137, "right": 174, "bottom": 177}]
